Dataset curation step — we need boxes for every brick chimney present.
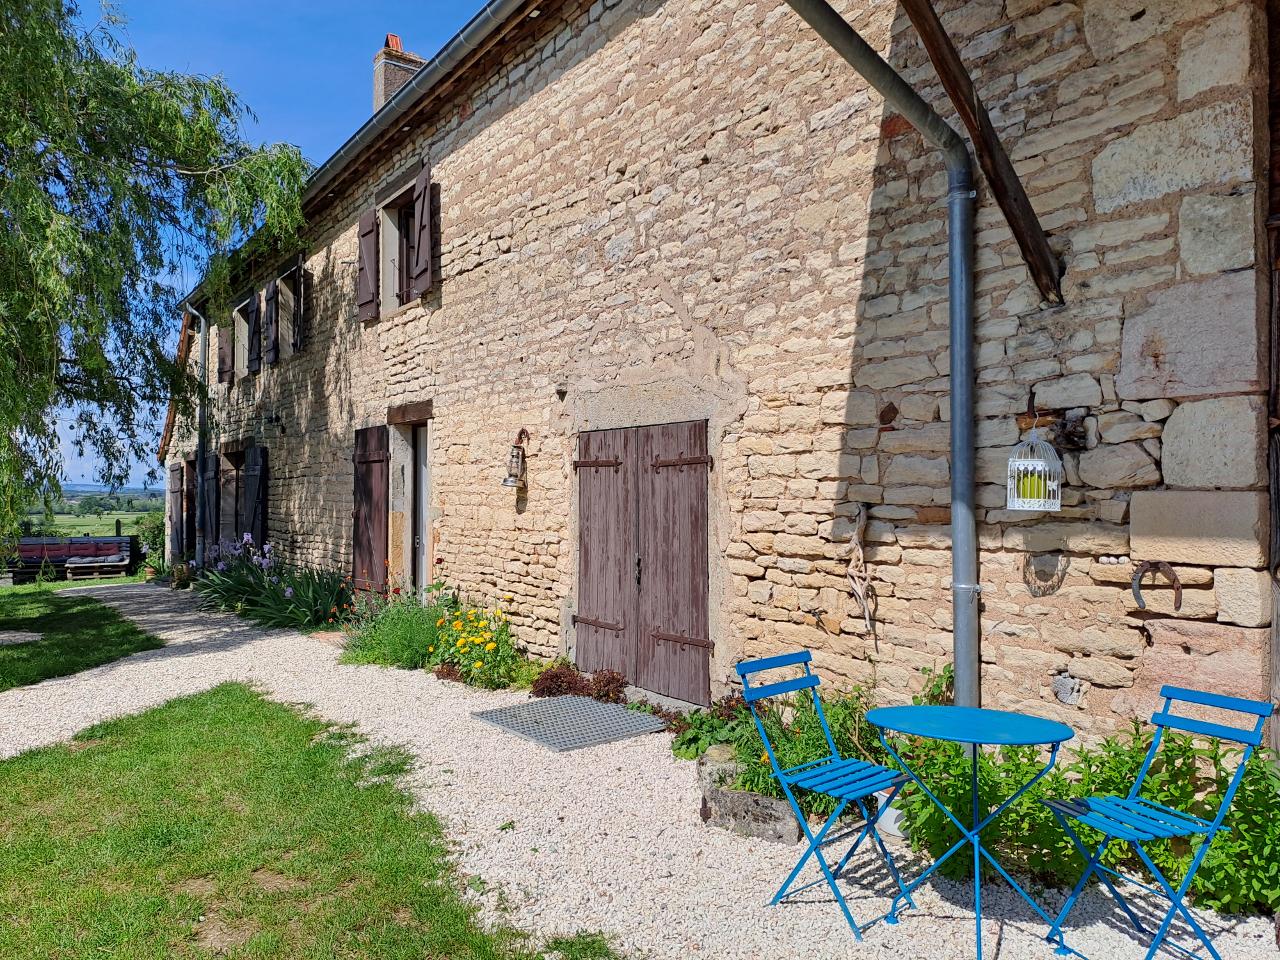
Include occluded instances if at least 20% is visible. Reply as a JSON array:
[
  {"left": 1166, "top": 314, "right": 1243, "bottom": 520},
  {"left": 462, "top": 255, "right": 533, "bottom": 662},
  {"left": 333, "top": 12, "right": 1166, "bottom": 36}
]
[{"left": 373, "top": 34, "right": 425, "bottom": 112}]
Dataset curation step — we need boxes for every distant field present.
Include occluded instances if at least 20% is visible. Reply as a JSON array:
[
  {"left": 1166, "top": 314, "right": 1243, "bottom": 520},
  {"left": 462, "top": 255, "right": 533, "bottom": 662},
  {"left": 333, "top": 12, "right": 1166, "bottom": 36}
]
[{"left": 40, "top": 513, "right": 151, "bottom": 538}]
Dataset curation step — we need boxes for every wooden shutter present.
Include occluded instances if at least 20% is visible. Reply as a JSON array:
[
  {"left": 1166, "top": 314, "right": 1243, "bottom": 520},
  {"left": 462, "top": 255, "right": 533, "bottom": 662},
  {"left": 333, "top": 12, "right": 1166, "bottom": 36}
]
[
  {"left": 167, "top": 464, "right": 184, "bottom": 560},
  {"left": 575, "top": 428, "right": 635, "bottom": 677},
  {"left": 291, "top": 268, "right": 306, "bottom": 352},
  {"left": 200, "top": 453, "right": 220, "bottom": 548},
  {"left": 183, "top": 460, "right": 197, "bottom": 557},
  {"left": 352, "top": 426, "right": 389, "bottom": 591},
  {"left": 410, "top": 166, "right": 433, "bottom": 300},
  {"left": 246, "top": 293, "right": 262, "bottom": 373},
  {"left": 356, "top": 210, "right": 379, "bottom": 323},
  {"left": 243, "top": 446, "right": 268, "bottom": 547},
  {"left": 635, "top": 421, "right": 711, "bottom": 705},
  {"left": 217, "top": 323, "right": 233, "bottom": 383},
  {"left": 263, "top": 280, "right": 279, "bottom": 365}
]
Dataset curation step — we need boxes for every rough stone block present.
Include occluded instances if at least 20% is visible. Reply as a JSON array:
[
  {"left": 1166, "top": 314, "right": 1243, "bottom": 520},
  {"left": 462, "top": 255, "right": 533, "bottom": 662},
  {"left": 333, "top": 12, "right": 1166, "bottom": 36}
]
[
  {"left": 1083, "top": 0, "right": 1218, "bottom": 58},
  {"left": 1130, "top": 491, "right": 1267, "bottom": 567},
  {"left": 1161, "top": 395, "right": 1267, "bottom": 489},
  {"left": 1177, "top": 7, "right": 1251, "bottom": 101},
  {"left": 1111, "top": 619, "right": 1269, "bottom": 719},
  {"left": 1097, "top": 411, "right": 1160, "bottom": 444},
  {"left": 1179, "top": 191, "right": 1254, "bottom": 276},
  {"left": 697, "top": 745, "right": 800, "bottom": 845},
  {"left": 1068, "top": 656, "right": 1133, "bottom": 688},
  {"left": 1214, "top": 567, "right": 1272, "bottom": 627},
  {"left": 1093, "top": 101, "right": 1252, "bottom": 213},
  {"left": 1035, "top": 373, "right": 1102, "bottom": 409},
  {"left": 1077, "top": 442, "right": 1160, "bottom": 489},
  {"left": 1002, "top": 522, "right": 1129, "bottom": 554},
  {"left": 1116, "top": 272, "right": 1261, "bottom": 400}
]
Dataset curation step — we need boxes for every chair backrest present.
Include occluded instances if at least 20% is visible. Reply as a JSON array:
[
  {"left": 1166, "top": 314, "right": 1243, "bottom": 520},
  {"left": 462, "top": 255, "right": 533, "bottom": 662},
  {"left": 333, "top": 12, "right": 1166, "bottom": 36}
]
[
  {"left": 1130, "top": 685, "right": 1274, "bottom": 826},
  {"left": 735, "top": 651, "right": 838, "bottom": 772}
]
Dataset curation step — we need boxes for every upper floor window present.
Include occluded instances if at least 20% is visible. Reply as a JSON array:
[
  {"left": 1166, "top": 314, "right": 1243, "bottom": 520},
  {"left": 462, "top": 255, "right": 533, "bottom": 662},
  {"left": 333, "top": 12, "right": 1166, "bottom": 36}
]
[
  {"left": 356, "top": 164, "right": 433, "bottom": 323},
  {"left": 382, "top": 190, "right": 416, "bottom": 309}
]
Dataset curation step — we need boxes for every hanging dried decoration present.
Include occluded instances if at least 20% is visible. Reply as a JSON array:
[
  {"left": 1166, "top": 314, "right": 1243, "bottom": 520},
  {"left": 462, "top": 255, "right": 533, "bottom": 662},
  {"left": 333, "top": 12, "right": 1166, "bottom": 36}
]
[
  {"left": 1006, "top": 428, "right": 1064, "bottom": 512},
  {"left": 845, "top": 502, "right": 875, "bottom": 634}
]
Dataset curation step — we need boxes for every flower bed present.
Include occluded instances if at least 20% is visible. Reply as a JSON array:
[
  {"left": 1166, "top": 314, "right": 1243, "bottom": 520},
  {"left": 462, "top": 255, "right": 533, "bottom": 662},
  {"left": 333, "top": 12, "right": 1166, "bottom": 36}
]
[{"left": 194, "top": 535, "right": 353, "bottom": 629}]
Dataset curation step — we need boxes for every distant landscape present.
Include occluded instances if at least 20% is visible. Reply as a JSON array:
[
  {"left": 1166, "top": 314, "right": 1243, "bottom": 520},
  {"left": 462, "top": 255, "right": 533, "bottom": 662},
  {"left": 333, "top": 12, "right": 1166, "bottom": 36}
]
[{"left": 23, "top": 483, "right": 164, "bottom": 539}]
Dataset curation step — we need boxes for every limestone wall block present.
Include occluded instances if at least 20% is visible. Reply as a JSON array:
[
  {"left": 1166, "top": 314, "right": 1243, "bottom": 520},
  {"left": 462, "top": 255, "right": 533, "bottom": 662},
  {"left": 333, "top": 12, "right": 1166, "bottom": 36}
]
[
  {"left": 1130, "top": 490, "right": 1268, "bottom": 566},
  {"left": 1088, "top": 561, "right": 1211, "bottom": 586},
  {"left": 1213, "top": 567, "right": 1272, "bottom": 627},
  {"left": 1178, "top": 191, "right": 1255, "bottom": 276},
  {"left": 1097, "top": 411, "right": 1160, "bottom": 444},
  {"left": 1116, "top": 271, "right": 1262, "bottom": 400},
  {"left": 1035, "top": 372, "right": 1102, "bottom": 409},
  {"left": 1161, "top": 395, "right": 1266, "bottom": 489},
  {"left": 1177, "top": 6, "right": 1252, "bottom": 101},
  {"left": 1002, "top": 521, "right": 1130, "bottom": 554},
  {"left": 1068, "top": 655, "right": 1133, "bottom": 688},
  {"left": 1076, "top": 442, "right": 1160, "bottom": 489}
]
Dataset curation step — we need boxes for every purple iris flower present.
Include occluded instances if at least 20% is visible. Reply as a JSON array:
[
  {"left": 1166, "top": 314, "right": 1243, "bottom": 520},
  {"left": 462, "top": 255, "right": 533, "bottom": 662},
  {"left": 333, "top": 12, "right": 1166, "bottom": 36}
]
[{"left": 284, "top": 587, "right": 294, "bottom": 599}]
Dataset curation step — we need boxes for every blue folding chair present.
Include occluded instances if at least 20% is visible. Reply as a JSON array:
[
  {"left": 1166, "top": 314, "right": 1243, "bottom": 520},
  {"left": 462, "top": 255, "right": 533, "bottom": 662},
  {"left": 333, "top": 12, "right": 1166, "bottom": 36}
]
[
  {"left": 1043, "top": 685, "right": 1274, "bottom": 960},
  {"left": 736, "top": 651, "right": 914, "bottom": 938}
]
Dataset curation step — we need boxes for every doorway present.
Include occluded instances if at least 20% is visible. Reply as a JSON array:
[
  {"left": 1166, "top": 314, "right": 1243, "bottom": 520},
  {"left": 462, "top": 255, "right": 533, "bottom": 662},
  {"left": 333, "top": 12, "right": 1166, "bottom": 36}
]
[
  {"left": 574, "top": 420, "right": 711, "bottom": 705},
  {"left": 413, "top": 423, "right": 432, "bottom": 596}
]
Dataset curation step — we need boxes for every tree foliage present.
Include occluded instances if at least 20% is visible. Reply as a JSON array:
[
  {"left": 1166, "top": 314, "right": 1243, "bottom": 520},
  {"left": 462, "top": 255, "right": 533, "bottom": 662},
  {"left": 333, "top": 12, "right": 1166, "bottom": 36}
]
[{"left": 0, "top": 0, "right": 309, "bottom": 545}]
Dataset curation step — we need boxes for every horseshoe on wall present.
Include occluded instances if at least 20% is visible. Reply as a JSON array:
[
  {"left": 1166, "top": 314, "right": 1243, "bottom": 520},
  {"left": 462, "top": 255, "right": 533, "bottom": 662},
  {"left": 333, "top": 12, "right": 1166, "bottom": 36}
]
[{"left": 1131, "top": 560, "right": 1182, "bottom": 612}]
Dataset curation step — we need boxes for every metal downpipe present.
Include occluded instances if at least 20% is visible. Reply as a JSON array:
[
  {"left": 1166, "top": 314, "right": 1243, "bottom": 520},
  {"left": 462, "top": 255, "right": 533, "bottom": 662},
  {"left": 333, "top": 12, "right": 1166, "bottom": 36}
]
[{"left": 779, "top": 0, "right": 980, "bottom": 706}]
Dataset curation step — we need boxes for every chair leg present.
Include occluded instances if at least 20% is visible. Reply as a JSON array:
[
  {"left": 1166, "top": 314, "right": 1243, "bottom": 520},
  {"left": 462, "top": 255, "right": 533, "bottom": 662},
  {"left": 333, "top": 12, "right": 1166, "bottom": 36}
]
[
  {"left": 773, "top": 799, "right": 848, "bottom": 904},
  {"left": 1047, "top": 813, "right": 1148, "bottom": 948},
  {"left": 1132, "top": 840, "right": 1222, "bottom": 960}
]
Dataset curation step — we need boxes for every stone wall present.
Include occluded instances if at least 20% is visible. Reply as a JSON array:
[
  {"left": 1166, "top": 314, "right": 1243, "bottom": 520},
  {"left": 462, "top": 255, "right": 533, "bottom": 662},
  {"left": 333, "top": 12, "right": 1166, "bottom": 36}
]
[{"left": 167, "top": 0, "right": 1271, "bottom": 733}]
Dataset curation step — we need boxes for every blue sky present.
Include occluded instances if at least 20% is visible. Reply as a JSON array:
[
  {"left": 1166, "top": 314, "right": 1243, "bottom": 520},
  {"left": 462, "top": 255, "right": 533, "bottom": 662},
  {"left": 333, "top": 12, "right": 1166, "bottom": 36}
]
[{"left": 63, "top": 0, "right": 480, "bottom": 487}]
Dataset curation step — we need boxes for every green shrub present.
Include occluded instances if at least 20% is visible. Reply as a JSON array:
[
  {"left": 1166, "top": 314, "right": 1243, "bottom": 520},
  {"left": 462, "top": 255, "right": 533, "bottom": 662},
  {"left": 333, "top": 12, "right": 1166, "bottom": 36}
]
[
  {"left": 133, "top": 509, "right": 165, "bottom": 558},
  {"left": 671, "top": 697, "right": 752, "bottom": 760},
  {"left": 342, "top": 598, "right": 440, "bottom": 669},
  {"left": 433, "top": 603, "right": 521, "bottom": 689},
  {"left": 194, "top": 537, "right": 353, "bottom": 629},
  {"left": 894, "top": 722, "right": 1280, "bottom": 913}
]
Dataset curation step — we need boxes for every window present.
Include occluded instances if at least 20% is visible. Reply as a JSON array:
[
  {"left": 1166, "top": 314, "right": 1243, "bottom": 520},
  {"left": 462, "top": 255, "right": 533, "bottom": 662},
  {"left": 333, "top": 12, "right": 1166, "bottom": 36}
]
[
  {"left": 278, "top": 267, "right": 301, "bottom": 357},
  {"left": 232, "top": 298, "right": 251, "bottom": 379},
  {"left": 381, "top": 190, "right": 415, "bottom": 309}
]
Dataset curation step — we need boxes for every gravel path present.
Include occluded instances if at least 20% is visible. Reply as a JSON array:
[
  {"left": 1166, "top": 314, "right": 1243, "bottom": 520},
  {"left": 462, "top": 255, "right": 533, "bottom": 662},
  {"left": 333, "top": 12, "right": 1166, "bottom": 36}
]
[{"left": 2, "top": 584, "right": 1275, "bottom": 959}]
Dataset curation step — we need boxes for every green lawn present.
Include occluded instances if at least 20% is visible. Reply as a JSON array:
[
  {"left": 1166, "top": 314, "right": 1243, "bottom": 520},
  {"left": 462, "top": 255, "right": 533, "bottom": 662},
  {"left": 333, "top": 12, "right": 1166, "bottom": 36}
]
[
  {"left": 43, "top": 511, "right": 150, "bottom": 537},
  {"left": 0, "top": 582, "right": 162, "bottom": 692},
  {"left": 0, "top": 684, "right": 615, "bottom": 959}
]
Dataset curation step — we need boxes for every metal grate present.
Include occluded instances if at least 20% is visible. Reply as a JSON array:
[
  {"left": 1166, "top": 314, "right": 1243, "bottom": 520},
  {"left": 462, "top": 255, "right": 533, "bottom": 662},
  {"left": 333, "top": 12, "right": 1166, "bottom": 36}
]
[{"left": 473, "top": 695, "right": 667, "bottom": 752}]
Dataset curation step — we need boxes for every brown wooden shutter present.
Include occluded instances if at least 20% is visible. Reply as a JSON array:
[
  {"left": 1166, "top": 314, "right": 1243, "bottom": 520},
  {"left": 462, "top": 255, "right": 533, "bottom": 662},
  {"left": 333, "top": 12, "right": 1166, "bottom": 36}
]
[
  {"left": 246, "top": 293, "right": 262, "bottom": 373},
  {"left": 200, "top": 453, "right": 220, "bottom": 548},
  {"left": 575, "top": 428, "right": 635, "bottom": 678},
  {"left": 243, "top": 446, "right": 268, "bottom": 547},
  {"left": 167, "top": 464, "right": 184, "bottom": 560},
  {"left": 352, "top": 426, "right": 389, "bottom": 591},
  {"left": 183, "top": 460, "right": 197, "bottom": 557},
  {"left": 356, "top": 210, "right": 379, "bottom": 322},
  {"left": 635, "top": 420, "right": 711, "bottom": 705},
  {"left": 291, "top": 268, "right": 306, "bottom": 352},
  {"left": 263, "top": 280, "right": 279, "bottom": 365},
  {"left": 217, "top": 323, "right": 233, "bottom": 383},
  {"left": 410, "top": 166, "right": 433, "bottom": 300}
]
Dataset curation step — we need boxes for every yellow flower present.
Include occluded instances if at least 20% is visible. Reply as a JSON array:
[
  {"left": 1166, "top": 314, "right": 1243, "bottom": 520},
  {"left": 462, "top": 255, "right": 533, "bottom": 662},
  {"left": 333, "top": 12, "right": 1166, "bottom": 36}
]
[
  {"left": 428, "top": 645, "right": 435, "bottom": 653},
  {"left": 759, "top": 752, "right": 769, "bottom": 764},
  {"left": 485, "top": 642, "right": 496, "bottom": 652},
  {"left": 503, "top": 595, "right": 513, "bottom": 601},
  {"left": 452, "top": 620, "right": 463, "bottom": 630},
  {"left": 479, "top": 620, "right": 488, "bottom": 628},
  {"left": 436, "top": 617, "right": 444, "bottom": 627},
  {"left": 456, "top": 639, "right": 465, "bottom": 648},
  {"left": 474, "top": 660, "right": 484, "bottom": 669}
]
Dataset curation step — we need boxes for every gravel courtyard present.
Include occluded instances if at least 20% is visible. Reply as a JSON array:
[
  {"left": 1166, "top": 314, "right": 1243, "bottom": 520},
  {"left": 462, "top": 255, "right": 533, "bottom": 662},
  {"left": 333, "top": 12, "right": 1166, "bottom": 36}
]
[{"left": 1, "top": 583, "right": 1274, "bottom": 959}]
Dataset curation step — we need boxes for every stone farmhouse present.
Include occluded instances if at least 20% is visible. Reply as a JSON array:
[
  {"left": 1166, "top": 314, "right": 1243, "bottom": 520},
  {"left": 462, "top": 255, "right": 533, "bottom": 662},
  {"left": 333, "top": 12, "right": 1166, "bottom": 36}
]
[{"left": 161, "top": 0, "right": 1277, "bottom": 734}]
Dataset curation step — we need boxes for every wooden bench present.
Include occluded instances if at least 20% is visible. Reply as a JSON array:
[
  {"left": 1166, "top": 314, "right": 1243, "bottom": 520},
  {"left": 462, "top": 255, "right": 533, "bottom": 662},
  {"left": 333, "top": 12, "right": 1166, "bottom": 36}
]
[{"left": 10, "top": 536, "right": 138, "bottom": 583}]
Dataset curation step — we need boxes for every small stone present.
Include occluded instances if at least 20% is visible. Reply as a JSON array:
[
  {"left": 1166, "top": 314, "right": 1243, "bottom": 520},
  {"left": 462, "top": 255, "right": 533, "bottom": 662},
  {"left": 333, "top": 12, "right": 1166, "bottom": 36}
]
[
  {"left": 1138, "top": 399, "right": 1176, "bottom": 422},
  {"left": 1097, "top": 411, "right": 1161, "bottom": 444}
]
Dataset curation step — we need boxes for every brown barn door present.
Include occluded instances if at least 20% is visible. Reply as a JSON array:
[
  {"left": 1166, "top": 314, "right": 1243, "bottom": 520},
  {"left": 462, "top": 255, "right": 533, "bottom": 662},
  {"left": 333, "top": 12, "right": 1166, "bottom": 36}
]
[
  {"left": 575, "top": 428, "right": 636, "bottom": 676},
  {"left": 352, "top": 426, "right": 389, "bottom": 592},
  {"left": 183, "top": 460, "right": 197, "bottom": 556},
  {"left": 575, "top": 420, "right": 710, "bottom": 705},
  {"left": 636, "top": 421, "right": 711, "bottom": 705},
  {"left": 242, "top": 446, "right": 268, "bottom": 548},
  {"left": 200, "top": 453, "right": 220, "bottom": 549}
]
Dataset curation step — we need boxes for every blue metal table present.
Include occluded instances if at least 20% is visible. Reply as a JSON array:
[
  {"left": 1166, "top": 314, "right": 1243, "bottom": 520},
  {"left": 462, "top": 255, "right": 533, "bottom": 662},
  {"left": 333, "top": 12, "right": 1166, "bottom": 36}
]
[{"left": 866, "top": 705, "right": 1075, "bottom": 958}]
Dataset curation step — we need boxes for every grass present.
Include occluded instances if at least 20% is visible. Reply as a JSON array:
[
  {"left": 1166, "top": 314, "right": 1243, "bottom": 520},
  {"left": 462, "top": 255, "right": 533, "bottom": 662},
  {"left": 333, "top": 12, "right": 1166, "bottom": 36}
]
[
  {"left": 0, "top": 683, "right": 619, "bottom": 959},
  {"left": 0, "top": 582, "right": 162, "bottom": 692},
  {"left": 40, "top": 511, "right": 152, "bottom": 537}
]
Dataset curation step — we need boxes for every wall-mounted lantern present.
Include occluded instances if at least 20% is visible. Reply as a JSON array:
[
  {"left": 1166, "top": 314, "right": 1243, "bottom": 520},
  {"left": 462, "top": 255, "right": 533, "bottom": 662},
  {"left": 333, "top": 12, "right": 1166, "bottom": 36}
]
[
  {"left": 502, "top": 428, "right": 530, "bottom": 489},
  {"left": 1006, "top": 429, "right": 1063, "bottom": 512}
]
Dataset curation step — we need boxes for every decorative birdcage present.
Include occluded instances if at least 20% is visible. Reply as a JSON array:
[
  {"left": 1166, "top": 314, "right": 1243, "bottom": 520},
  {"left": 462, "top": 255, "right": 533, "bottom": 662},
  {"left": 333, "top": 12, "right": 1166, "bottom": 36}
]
[{"left": 1006, "top": 429, "right": 1064, "bottom": 512}]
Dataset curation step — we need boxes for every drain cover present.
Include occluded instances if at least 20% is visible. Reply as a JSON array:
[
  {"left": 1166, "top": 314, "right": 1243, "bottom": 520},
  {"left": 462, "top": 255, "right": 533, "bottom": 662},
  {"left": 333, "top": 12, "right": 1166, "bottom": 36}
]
[{"left": 473, "top": 695, "right": 667, "bottom": 752}]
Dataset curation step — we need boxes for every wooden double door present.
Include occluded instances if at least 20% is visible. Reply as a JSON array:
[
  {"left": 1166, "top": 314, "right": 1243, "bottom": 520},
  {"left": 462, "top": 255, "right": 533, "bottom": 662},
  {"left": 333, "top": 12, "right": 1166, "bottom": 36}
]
[{"left": 575, "top": 420, "right": 711, "bottom": 705}]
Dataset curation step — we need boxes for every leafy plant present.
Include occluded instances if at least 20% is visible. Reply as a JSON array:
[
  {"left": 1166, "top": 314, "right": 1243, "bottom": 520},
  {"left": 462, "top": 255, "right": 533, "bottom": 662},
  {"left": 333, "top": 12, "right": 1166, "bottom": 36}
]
[
  {"left": 589, "top": 669, "right": 628, "bottom": 705},
  {"left": 530, "top": 661, "right": 591, "bottom": 698},
  {"left": 132, "top": 509, "right": 165, "bottom": 559},
  {"left": 194, "top": 535, "right": 353, "bottom": 629},
  {"left": 433, "top": 603, "right": 520, "bottom": 689},
  {"left": 670, "top": 696, "right": 752, "bottom": 760}
]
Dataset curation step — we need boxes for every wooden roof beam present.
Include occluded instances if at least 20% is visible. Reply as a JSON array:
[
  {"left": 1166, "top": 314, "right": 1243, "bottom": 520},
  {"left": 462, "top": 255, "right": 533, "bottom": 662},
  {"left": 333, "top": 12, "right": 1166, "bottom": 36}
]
[{"left": 899, "top": 0, "right": 1063, "bottom": 305}]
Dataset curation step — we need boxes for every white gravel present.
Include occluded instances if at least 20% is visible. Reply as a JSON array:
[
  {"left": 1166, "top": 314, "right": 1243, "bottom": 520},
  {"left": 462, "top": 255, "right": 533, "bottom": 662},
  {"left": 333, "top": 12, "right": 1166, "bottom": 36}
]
[{"left": 2, "top": 584, "right": 1275, "bottom": 959}]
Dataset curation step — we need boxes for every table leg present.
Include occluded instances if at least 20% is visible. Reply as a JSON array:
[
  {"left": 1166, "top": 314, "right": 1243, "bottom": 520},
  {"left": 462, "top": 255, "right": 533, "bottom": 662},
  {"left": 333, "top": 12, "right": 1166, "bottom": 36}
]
[
  {"left": 878, "top": 733, "right": 1062, "bottom": 958},
  {"left": 972, "top": 748, "right": 982, "bottom": 959}
]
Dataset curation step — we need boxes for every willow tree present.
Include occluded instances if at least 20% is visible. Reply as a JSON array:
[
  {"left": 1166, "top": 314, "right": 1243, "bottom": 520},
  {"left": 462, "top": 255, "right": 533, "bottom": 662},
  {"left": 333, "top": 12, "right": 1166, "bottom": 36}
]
[{"left": 0, "top": 1, "right": 309, "bottom": 543}]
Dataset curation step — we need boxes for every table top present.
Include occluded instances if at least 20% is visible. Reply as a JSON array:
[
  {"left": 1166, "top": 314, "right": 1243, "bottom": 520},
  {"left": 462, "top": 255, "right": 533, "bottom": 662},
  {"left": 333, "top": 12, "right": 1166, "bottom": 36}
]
[{"left": 866, "top": 705, "right": 1075, "bottom": 746}]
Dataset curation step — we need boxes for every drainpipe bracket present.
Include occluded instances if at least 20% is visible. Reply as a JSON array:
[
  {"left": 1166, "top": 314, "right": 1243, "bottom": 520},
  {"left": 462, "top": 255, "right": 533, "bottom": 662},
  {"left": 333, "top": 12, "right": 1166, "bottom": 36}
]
[{"left": 950, "top": 582, "right": 983, "bottom": 595}]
